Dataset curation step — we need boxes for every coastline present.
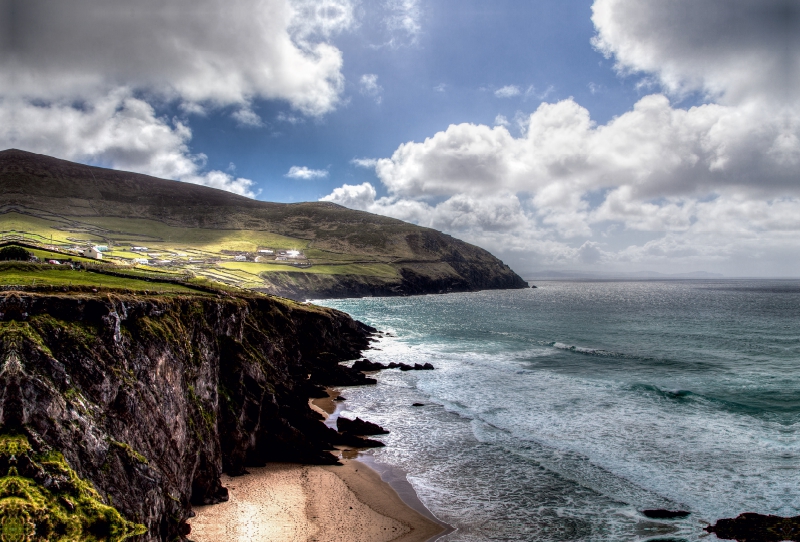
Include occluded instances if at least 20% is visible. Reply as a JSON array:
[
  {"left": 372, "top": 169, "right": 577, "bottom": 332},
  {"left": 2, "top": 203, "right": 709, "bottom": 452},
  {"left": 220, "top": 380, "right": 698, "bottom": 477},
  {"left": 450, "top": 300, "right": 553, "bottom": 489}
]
[{"left": 188, "top": 389, "right": 449, "bottom": 542}]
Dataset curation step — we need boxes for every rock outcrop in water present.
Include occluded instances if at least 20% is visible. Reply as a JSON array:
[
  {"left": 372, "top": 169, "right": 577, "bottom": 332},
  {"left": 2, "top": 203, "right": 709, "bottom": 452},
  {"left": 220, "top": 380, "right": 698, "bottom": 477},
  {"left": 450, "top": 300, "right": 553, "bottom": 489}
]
[
  {"left": 705, "top": 513, "right": 800, "bottom": 541},
  {"left": 0, "top": 290, "right": 376, "bottom": 540}
]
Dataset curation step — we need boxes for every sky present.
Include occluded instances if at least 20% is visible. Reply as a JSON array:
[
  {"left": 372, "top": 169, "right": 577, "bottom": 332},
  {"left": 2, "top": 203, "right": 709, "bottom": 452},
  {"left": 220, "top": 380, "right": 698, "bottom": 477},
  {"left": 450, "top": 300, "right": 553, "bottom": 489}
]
[{"left": 1, "top": 0, "right": 799, "bottom": 277}]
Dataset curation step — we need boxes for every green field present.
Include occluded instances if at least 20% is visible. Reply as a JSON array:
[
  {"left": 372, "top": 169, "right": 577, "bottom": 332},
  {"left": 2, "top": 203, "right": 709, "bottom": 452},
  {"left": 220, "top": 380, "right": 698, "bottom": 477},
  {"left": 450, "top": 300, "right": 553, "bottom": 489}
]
[
  {"left": 0, "top": 262, "right": 202, "bottom": 294},
  {"left": 79, "top": 216, "right": 310, "bottom": 253},
  {"left": 0, "top": 210, "right": 406, "bottom": 291},
  {"left": 218, "top": 261, "right": 399, "bottom": 278}
]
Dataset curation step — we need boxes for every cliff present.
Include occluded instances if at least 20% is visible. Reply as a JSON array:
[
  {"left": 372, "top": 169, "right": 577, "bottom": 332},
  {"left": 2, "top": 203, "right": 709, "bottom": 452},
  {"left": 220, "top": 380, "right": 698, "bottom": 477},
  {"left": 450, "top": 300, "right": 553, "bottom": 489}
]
[{"left": 0, "top": 289, "right": 377, "bottom": 540}]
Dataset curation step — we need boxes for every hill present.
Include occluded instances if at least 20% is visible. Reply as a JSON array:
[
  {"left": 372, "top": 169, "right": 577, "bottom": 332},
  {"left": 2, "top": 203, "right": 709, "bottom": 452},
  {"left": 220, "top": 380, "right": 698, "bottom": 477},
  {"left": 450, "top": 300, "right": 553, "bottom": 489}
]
[{"left": 0, "top": 149, "right": 527, "bottom": 298}]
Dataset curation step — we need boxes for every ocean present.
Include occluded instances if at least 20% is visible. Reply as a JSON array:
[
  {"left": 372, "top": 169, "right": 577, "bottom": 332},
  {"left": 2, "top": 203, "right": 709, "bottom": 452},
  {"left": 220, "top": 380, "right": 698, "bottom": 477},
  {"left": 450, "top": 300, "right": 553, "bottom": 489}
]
[{"left": 317, "top": 280, "right": 800, "bottom": 541}]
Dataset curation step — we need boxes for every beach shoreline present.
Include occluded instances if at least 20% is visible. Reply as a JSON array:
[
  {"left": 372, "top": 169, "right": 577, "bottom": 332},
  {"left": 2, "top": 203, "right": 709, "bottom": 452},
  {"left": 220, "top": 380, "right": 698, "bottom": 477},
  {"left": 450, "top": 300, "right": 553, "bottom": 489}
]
[{"left": 188, "top": 388, "right": 448, "bottom": 542}]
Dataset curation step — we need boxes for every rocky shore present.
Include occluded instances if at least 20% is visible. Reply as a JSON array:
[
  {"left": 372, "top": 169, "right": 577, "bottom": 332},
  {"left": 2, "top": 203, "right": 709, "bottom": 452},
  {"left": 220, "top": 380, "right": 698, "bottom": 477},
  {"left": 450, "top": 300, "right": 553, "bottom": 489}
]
[{"left": 0, "top": 290, "right": 383, "bottom": 540}]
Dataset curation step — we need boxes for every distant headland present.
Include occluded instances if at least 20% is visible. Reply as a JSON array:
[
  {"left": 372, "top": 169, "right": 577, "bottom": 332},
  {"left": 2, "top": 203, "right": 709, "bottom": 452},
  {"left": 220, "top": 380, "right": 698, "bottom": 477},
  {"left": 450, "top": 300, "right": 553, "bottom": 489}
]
[{"left": 0, "top": 149, "right": 527, "bottom": 299}]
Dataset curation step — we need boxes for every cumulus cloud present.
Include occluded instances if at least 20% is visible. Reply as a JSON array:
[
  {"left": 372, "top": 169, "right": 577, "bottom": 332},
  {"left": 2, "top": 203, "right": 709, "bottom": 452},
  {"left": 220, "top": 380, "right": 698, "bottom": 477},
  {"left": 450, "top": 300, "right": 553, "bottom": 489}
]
[
  {"left": 1, "top": 0, "right": 354, "bottom": 115},
  {"left": 591, "top": 0, "right": 800, "bottom": 104},
  {"left": 359, "top": 74, "right": 384, "bottom": 104},
  {"left": 495, "top": 85, "right": 522, "bottom": 98},
  {"left": 0, "top": 91, "right": 256, "bottom": 196},
  {"left": 0, "top": 0, "right": 360, "bottom": 196},
  {"left": 323, "top": 0, "right": 800, "bottom": 276},
  {"left": 285, "top": 166, "right": 329, "bottom": 180}
]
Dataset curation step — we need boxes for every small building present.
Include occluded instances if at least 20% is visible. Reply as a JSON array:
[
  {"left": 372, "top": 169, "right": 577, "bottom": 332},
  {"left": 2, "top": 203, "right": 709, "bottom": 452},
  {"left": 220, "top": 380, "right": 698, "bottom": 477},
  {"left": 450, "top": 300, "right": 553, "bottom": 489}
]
[
  {"left": 286, "top": 250, "right": 301, "bottom": 258},
  {"left": 234, "top": 255, "right": 247, "bottom": 262},
  {"left": 132, "top": 258, "right": 149, "bottom": 265},
  {"left": 82, "top": 247, "right": 103, "bottom": 259},
  {"left": 275, "top": 256, "right": 288, "bottom": 261},
  {"left": 131, "top": 246, "right": 148, "bottom": 251},
  {"left": 95, "top": 245, "right": 109, "bottom": 252},
  {"left": 258, "top": 249, "right": 274, "bottom": 254}
]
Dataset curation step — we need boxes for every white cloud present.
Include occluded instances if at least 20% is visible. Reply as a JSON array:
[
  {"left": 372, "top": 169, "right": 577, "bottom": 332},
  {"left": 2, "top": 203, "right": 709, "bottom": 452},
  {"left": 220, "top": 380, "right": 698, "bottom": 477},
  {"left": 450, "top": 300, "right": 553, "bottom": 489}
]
[
  {"left": 0, "top": 0, "right": 361, "bottom": 197},
  {"left": 359, "top": 74, "right": 384, "bottom": 104},
  {"left": 495, "top": 85, "right": 522, "bottom": 98},
  {"left": 323, "top": 0, "right": 800, "bottom": 276},
  {"left": 276, "top": 112, "right": 305, "bottom": 124},
  {"left": 320, "top": 182, "right": 378, "bottom": 208},
  {"left": 232, "top": 108, "right": 264, "bottom": 127},
  {"left": 0, "top": 91, "right": 256, "bottom": 197},
  {"left": 285, "top": 166, "right": 329, "bottom": 179},
  {"left": 494, "top": 115, "right": 510, "bottom": 127},
  {"left": 434, "top": 84, "right": 447, "bottom": 93},
  {"left": 1, "top": 0, "right": 354, "bottom": 116},
  {"left": 384, "top": 0, "right": 422, "bottom": 46},
  {"left": 591, "top": 0, "right": 800, "bottom": 105},
  {"left": 351, "top": 158, "right": 379, "bottom": 168}
]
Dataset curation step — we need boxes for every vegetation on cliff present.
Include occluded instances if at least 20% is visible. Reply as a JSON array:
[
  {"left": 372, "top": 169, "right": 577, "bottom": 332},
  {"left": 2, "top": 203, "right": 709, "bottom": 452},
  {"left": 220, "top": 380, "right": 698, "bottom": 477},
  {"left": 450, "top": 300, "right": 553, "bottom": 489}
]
[{"left": 0, "top": 434, "right": 146, "bottom": 541}]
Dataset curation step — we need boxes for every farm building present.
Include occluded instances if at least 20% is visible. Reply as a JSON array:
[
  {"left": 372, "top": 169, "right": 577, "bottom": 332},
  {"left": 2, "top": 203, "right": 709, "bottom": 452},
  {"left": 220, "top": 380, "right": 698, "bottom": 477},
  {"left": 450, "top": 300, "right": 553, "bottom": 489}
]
[{"left": 82, "top": 246, "right": 103, "bottom": 259}]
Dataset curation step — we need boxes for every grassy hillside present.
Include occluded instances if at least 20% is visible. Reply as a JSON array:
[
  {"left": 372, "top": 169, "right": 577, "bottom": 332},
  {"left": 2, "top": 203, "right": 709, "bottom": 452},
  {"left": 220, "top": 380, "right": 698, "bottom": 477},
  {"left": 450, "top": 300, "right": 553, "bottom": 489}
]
[{"left": 0, "top": 149, "right": 527, "bottom": 298}]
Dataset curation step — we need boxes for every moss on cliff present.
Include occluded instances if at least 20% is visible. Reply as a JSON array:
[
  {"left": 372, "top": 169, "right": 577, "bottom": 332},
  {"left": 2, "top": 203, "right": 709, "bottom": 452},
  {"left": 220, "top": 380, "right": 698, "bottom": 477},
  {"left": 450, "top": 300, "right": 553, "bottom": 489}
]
[{"left": 0, "top": 434, "right": 146, "bottom": 541}]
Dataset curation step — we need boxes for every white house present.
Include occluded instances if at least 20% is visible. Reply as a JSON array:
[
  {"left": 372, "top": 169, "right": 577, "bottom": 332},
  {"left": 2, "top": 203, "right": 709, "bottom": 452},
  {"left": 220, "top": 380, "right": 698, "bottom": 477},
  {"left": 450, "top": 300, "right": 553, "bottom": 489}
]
[
  {"left": 286, "top": 250, "right": 301, "bottom": 258},
  {"left": 82, "top": 246, "right": 103, "bottom": 259},
  {"left": 234, "top": 255, "right": 247, "bottom": 261},
  {"left": 258, "top": 249, "right": 274, "bottom": 254},
  {"left": 132, "top": 258, "right": 149, "bottom": 265},
  {"left": 131, "top": 246, "right": 148, "bottom": 251}
]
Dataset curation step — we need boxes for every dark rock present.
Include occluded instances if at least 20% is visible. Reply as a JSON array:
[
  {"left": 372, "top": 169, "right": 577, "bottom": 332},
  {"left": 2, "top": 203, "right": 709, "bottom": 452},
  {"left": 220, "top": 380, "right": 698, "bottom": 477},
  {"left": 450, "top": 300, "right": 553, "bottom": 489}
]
[
  {"left": 384, "top": 361, "right": 434, "bottom": 371},
  {"left": 337, "top": 416, "right": 389, "bottom": 436},
  {"left": 352, "top": 358, "right": 387, "bottom": 372},
  {"left": 705, "top": 513, "right": 800, "bottom": 541},
  {"left": 334, "top": 396, "right": 346, "bottom": 401},
  {"left": 642, "top": 509, "right": 690, "bottom": 519},
  {"left": 412, "top": 403, "right": 425, "bottom": 407},
  {"left": 334, "top": 433, "right": 386, "bottom": 448}
]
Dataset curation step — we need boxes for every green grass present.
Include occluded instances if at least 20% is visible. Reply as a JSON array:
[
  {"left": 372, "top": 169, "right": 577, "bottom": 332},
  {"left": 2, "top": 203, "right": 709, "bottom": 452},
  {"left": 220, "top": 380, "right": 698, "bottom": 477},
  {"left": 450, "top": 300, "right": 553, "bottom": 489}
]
[
  {"left": 28, "top": 247, "right": 98, "bottom": 264},
  {"left": 218, "top": 261, "right": 399, "bottom": 278},
  {"left": 79, "top": 216, "right": 308, "bottom": 252},
  {"left": 0, "top": 262, "right": 202, "bottom": 294},
  {"left": 0, "top": 212, "right": 104, "bottom": 245}
]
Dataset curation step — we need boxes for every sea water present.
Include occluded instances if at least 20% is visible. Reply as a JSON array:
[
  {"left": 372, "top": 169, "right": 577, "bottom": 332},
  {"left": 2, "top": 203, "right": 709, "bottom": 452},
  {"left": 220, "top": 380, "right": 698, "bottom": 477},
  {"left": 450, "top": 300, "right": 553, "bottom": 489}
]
[{"left": 317, "top": 280, "right": 800, "bottom": 541}]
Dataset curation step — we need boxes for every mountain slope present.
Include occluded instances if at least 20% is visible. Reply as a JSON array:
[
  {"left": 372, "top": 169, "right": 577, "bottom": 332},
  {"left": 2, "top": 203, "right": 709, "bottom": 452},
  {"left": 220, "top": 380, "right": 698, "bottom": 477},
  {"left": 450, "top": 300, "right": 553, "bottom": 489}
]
[{"left": 0, "top": 149, "right": 528, "bottom": 297}]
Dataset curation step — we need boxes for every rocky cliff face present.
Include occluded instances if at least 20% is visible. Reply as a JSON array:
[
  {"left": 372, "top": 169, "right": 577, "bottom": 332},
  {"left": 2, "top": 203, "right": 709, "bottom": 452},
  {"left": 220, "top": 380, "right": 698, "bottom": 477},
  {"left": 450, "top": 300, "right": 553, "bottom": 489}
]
[
  {"left": 0, "top": 291, "right": 375, "bottom": 540},
  {"left": 257, "top": 261, "right": 529, "bottom": 301}
]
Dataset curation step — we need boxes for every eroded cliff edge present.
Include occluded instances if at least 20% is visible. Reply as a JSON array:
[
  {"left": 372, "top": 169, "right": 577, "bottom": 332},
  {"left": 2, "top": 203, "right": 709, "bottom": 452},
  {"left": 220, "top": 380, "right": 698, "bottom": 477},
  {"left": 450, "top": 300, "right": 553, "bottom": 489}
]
[{"left": 0, "top": 290, "right": 376, "bottom": 540}]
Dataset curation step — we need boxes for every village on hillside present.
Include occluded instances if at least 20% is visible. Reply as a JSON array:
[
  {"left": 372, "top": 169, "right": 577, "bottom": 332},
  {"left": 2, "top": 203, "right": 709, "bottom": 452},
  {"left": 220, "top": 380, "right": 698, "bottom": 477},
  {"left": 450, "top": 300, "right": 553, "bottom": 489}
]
[{"left": 0, "top": 210, "right": 398, "bottom": 290}]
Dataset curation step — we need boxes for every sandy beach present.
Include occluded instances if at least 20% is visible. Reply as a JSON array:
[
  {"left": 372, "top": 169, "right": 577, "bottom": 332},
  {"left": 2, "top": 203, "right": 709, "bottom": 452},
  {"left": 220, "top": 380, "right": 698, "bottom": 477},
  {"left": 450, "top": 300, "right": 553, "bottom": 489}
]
[{"left": 188, "top": 390, "right": 445, "bottom": 542}]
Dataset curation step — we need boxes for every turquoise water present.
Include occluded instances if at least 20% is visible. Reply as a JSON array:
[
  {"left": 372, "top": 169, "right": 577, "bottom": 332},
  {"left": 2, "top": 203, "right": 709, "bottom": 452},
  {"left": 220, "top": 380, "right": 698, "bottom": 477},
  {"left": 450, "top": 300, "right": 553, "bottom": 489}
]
[{"left": 318, "top": 280, "right": 800, "bottom": 541}]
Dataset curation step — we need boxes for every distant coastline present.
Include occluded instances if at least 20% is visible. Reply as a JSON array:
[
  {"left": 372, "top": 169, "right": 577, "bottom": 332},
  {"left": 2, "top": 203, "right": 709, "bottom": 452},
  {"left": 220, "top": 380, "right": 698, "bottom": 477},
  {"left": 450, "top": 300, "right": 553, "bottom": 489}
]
[{"left": 526, "top": 270, "right": 725, "bottom": 280}]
